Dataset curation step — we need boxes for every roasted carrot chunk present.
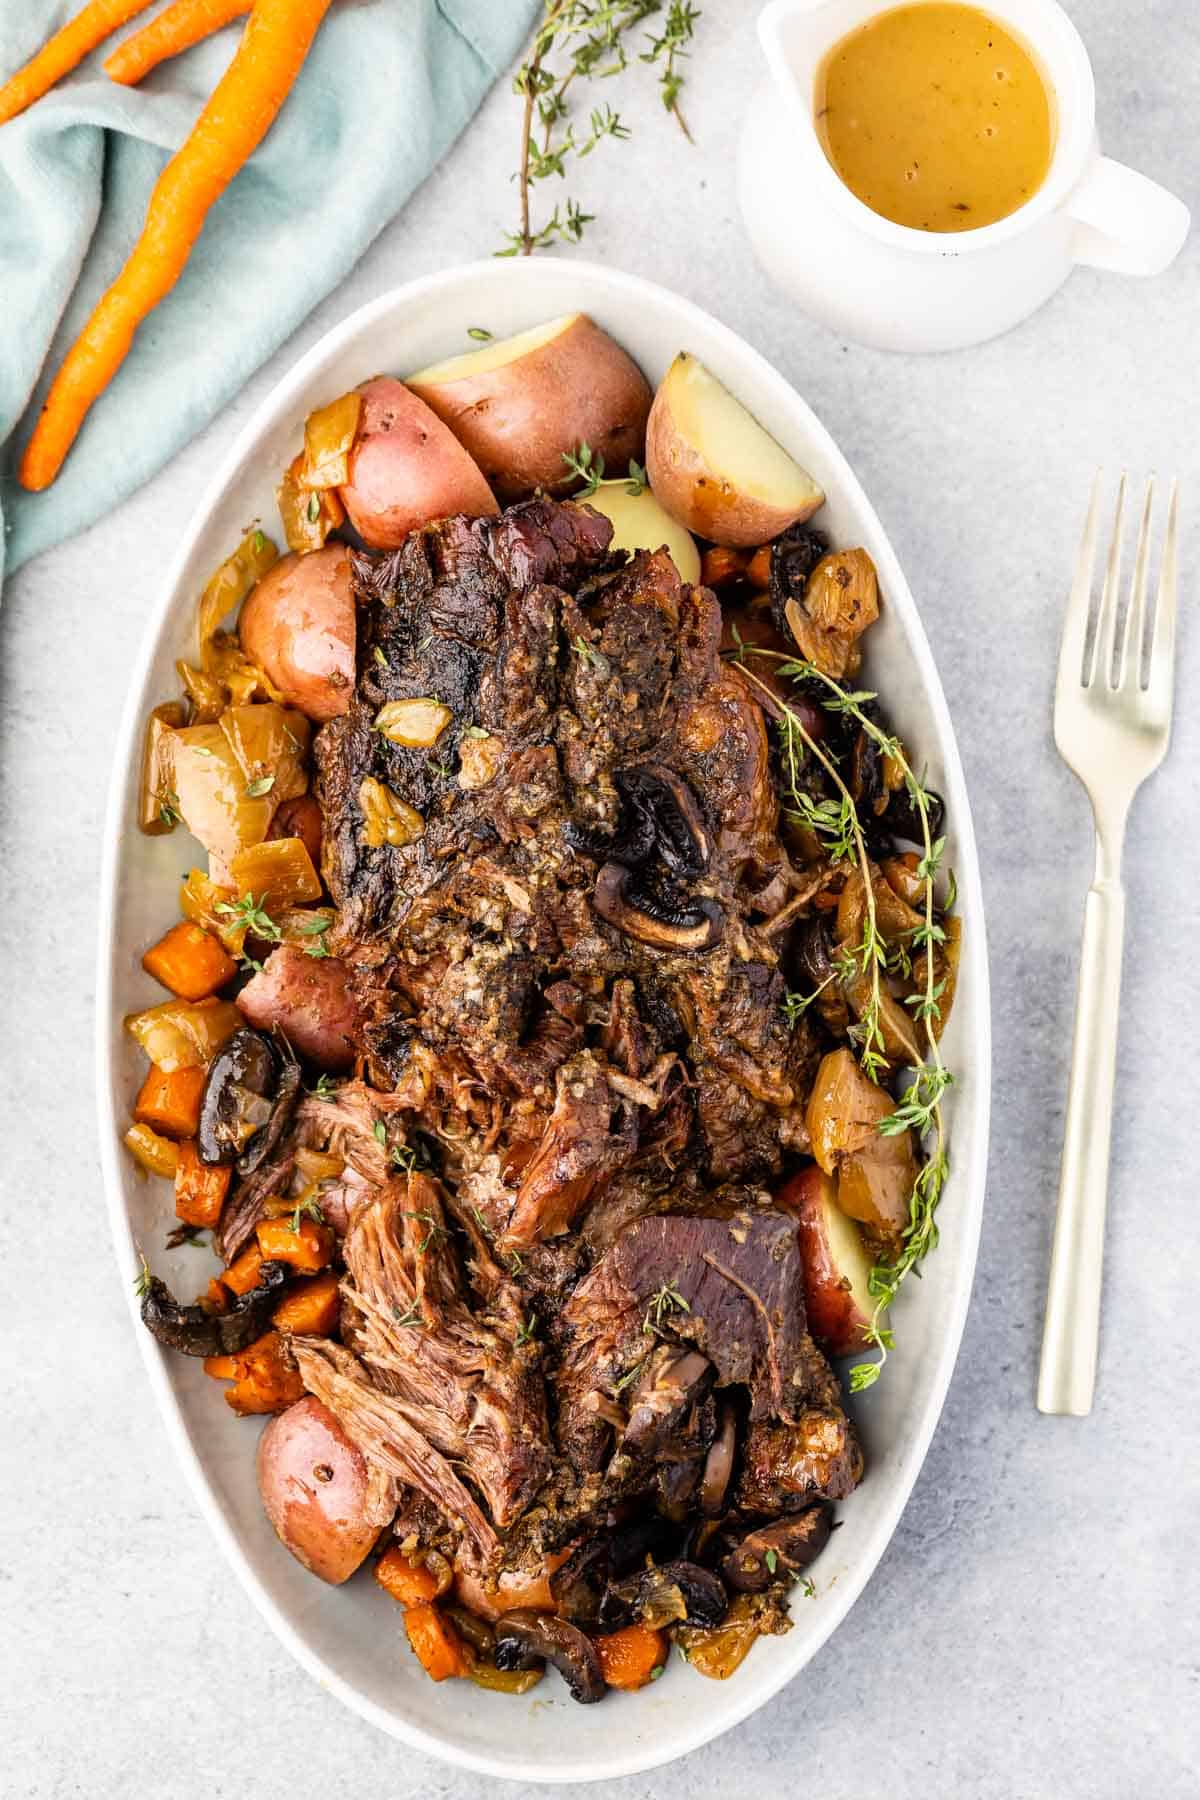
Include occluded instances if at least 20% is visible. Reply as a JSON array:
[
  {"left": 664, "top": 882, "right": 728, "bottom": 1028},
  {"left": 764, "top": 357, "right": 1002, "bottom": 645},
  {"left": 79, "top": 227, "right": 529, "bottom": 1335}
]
[
  {"left": 700, "top": 545, "right": 748, "bottom": 588},
  {"left": 202, "top": 1276, "right": 230, "bottom": 1315},
  {"left": 256, "top": 1216, "right": 334, "bottom": 1273},
  {"left": 596, "top": 1623, "right": 668, "bottom": 1691},
  {"left": 133, "top": 1064, "right": 206, "bottom": 1138},
  {"left": 403, "top": 1603, "right": 469, "bottom": 1682},
  {"left": 272, "top": 1270, "right": 340, "bottom": 1336},
  {"left": 203, "top": 1330, "right": 304, "bottom": 1415},
  {"left": 142, "top": 919, "right": 238, "bottom": 1001},
  {"left": 745, "top": 545, "right": 772, "bottom": 589},
  {"left": 376, "top": 1548, "right": 441, "bottom": 1609},
  {"left": 221, "top": 1242, "right": 264, "bottom": 1296},
  {"left": 174, "top": 1139, "right": 232, "bottom": 1228}
]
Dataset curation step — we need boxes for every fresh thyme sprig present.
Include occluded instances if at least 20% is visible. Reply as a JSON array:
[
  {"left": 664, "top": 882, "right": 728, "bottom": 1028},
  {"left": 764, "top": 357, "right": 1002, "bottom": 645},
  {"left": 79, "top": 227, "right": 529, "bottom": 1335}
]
[
  {"left": 401, "top": 1209, "right": 446, "bottom": 1254},
  {"left": 572, "top": 632, "right": 612, "bottom": 676},
  {"left": 290, "top": 1194, "right": 326, "bottom": 1234},
  {"left": 732, "top": 644, "right": 955, "bottom": 1391},
  {"left": 502, "top": 2, "right": 700, "bottom": 257},
  {"left": 643, "top": 1280, "right": 690, "bottom": 1333},
  {"left": 216, "top": 892, "right": 281, "bottom": 943},
  {"left": 734, "top": 658, "right": 889, "bottom": 1085},
  {"left": 562, "top": 442, "right": 647, "bottom": 498}
]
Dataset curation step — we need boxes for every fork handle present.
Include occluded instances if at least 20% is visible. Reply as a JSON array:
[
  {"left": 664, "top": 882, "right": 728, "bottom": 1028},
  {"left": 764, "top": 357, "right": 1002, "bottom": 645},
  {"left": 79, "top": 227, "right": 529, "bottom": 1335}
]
[{"left": 1037, "top": 876, "right": 1126, "bottom": 1416}]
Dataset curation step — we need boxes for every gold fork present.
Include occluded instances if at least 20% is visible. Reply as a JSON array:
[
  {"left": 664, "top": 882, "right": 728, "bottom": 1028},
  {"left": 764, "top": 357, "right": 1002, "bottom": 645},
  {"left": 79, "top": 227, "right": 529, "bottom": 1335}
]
[{"left": 1037, "top": 474, "right": 1180, "bottom": 1416}]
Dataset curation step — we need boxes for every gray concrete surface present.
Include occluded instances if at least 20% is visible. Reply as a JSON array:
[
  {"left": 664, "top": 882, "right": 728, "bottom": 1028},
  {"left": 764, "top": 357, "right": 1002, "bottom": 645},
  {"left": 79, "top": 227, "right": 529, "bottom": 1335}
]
[{"left": 2, "top": 4, "right": 1197, "bottom": 1796}]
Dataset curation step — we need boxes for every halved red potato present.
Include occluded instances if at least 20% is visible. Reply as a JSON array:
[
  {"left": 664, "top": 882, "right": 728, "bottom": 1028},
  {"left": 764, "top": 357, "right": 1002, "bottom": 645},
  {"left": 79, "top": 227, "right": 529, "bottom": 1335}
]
[
  {"left": 576, "top": 483, "right": 701, "bottom": 585},
  {"left": 338, "top": 376, "right": 497, "bottom": 549},
  {"left": 239, "top": 545, "right": 355, "bottom": 723},
  {"left": 236, "top": 943, "right": 361, "bottom": 1070},
  {"left": 257, "top": 1397, "right": 384, "bottom": 1584},
  {"left": 646, "top": 352, "right": 824, "bottom": 547},
  {"left": 268, "top": 793, "right": 323, "bottom": 871},
  {"left": 407, "top": 313, "right": 652, "bottom": 502},
  {"left": 452, "top": 1545, "right": 574, "bottom": 1622},
  {"left": 776, "top": 1165, "right": 878, "bottom": 1356}
]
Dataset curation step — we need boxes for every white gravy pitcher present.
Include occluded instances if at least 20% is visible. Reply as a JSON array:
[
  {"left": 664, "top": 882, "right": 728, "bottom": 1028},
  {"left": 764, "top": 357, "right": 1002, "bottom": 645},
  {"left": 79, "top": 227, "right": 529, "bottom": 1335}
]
[{"left": 739, "top": 0, "right": 1191, "bottom": 351}]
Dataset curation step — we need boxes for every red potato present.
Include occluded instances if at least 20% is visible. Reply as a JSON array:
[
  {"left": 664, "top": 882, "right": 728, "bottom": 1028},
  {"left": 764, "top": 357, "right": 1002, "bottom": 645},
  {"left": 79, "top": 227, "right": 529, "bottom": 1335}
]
[
  {"left": 452, "top": 1546, "right": 573, "bottom": 1623},
  {"left": 338, "top": 376, "right": 498, "bottom": 549},
  {"left": 239, "top": 545, "right": 355, "bottom": 723},
  {"left": 269, "top": 793, "right": 323, "bottom": 870},
  {"left": 646, "top": 352, "right": 825, "bottom": 547},
  {"left": 257, "top": 1397, "right": 382, "bottom": 1584},
  {"left": 406, "top": 313, "right": 652, "bottom": 502},
  {"left": 236, "top": 943, "right": 360, "bottom": 1070},
  {"left": 776, "top": 1165, "right": 878, "bottom": 1357}
]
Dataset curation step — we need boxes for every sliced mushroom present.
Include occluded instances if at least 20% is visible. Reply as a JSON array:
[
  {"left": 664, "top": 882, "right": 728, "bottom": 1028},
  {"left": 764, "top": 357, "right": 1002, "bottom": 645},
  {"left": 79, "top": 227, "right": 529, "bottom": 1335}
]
[
  {"left": 197, "top": 1027, "right": 300, "bottom": 1173},
  {"left": 720, "top": 1502, "right": 833, "bottom": 1592},
  {"left": 550, "top": 1517, "right": 676, "bottom": 1626},
  {"left": 492, "top": 1611, "right": 606, "bottom": 1704},
  {"left": 563, "top": 795, "right": 656, "bottom": 868},
  {"left": 699, "top": 1400, "right": 738, "bottom": 1517},
  {"left": 656, "top": 1455, "right": 704, "bottom": 1523},
  {"left": 564, "top": 764, "right": 711, "bottom": 880},
  {"left": 238, "top": 1035, "right": 301, "bottom": 1176},
  {"left": 768, "top": 523, "right": 830, "bottom": 637},
  {"left": 621, "top": 1347, "right": 713, "bottom": 1460},
  {"left": 621, "top": 765, "right": 712, "bottom": 878},
  {"left": 598, "top": 1558, "right": 728, "bottom": 1631},
  {"left": 593, "top": 862, "right": 723, "bottom": 952},
  {"left": 140, "top": 1261, "right": 290, "bottom": 1357}
]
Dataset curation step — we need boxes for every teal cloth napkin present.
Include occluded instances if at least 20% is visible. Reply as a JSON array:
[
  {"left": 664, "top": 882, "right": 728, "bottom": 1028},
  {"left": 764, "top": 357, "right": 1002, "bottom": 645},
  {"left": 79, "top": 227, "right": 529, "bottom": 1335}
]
[{"left": 0, "top": 0, "right": 537, "bottom": 587}]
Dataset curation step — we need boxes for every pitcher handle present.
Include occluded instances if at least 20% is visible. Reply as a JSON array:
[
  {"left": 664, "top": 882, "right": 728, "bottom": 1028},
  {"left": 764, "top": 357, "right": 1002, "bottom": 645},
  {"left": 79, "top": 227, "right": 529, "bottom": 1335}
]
[{"left": 1067, "top": 155, "right": 1190, "bottom": 276}]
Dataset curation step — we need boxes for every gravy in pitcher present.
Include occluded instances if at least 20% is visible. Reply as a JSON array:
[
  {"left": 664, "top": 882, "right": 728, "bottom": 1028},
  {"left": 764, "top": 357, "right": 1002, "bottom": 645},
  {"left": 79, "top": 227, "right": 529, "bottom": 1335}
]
[{"left": 815, "top": 3, "right": 1053, "bottom": 232}]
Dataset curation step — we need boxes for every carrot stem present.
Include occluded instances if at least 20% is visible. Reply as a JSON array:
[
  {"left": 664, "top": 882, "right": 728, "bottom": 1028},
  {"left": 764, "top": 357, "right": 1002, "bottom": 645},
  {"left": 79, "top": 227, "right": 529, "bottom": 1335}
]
[
  {"left": 104, "top": 0, "right": 251, "bottom": 87},
  {"left": 18, "top": 0, "right": 333, "bottom": 492},
  {"left": 0, "top": 0, "right": 157, "bottom": 124}
]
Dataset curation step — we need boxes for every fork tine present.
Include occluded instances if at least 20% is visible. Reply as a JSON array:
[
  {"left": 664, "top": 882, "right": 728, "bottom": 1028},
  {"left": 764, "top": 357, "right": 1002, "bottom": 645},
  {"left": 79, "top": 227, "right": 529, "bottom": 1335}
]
[
  {"left": 1116, "top": 477, "right": 1155, "bottom": 689},
  {"left": 1059, "top": 471, "right": 1102, "bottom": 694},
  {"left": 1146, "top": 479, "right": 1179, "bottom": 703},
  {"left": 1089, "top": 472, "right": 1126, "bottom": 689}
]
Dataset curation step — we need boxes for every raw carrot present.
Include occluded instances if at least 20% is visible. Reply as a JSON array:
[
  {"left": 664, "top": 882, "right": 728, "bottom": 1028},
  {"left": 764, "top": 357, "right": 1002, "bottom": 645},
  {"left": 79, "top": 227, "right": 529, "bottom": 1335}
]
[
  {"left": 221, "top": 1242, "right": 263, "bottom": 1296},
  {"left": 142, "top": 918, "right": 237, "bottom": 1000},
  {"left": 133, "top": 1063, "right": 205, "bottom": 1138},
  {"left": 403, "top": 1604, "right": 469, "bottom": 1682},
  {"left": 595, "top": 1624, "right": 668, "bottom": 1691},
  {"left": 272, "top": 1270, "right": 340, "bottom": 1337},
  {"left": 375, "top": 1549, "right": 442, "bottom": 1609},
  {"left": 256, "top": 1215, "right": 334, "bottom": 1273},
  {"left": 174, "top": 1139, "right": 232, "bottom": 1228},
  {"left": 0, "top": 0, "right": 155, "bottom": 126},
  {"left": 104, "top": 0, "right": 250, "bottom": 86},
  {"left": 18, "top": 0, "right": 333, "bottom": 490}
]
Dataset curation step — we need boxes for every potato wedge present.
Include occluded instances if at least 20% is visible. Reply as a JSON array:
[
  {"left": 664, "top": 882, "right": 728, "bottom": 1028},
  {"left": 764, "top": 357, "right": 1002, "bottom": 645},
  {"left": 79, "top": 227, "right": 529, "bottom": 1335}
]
[
  {"left": 575, "top": 483, "right": 701, "bottom": 584},
  {"left": 646, "top": 352, "right": 824, "bottom": 547},
  {"left": 776, "top": 1165, "right": 878, "bottom": 1356},
  {"left": 339, "top": 376, "right": 497, "bottom": 549},
  {"left": 407, "top": 313, "right": 652, "bottom": 502}
]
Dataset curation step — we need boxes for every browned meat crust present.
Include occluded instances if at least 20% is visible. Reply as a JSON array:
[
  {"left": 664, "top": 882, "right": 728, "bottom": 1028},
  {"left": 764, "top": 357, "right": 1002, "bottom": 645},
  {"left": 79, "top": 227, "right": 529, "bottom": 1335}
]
[{"left": 284, "top": 497, "right": 861, "bottom": 1576}]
